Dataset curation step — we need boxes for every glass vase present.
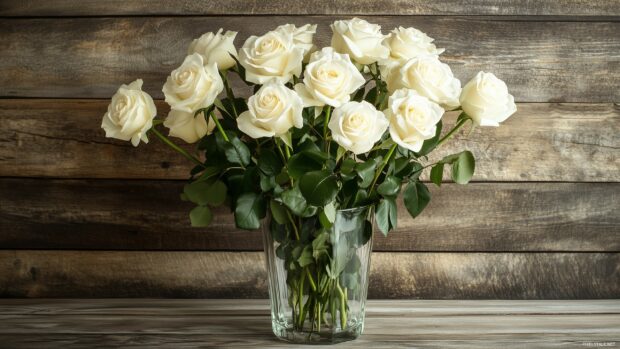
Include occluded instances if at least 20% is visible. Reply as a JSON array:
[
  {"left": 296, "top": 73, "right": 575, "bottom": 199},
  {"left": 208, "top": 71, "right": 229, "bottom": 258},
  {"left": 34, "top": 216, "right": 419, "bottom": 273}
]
[{"left": 262, "top": 206, "right": 374, "bottom": 344}]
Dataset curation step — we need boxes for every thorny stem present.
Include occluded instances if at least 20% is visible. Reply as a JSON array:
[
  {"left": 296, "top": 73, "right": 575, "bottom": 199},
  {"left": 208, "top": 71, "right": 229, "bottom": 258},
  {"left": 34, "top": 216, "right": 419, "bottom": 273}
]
[{"left": 322, "top": 106, "right": 332, "bottom": 152}]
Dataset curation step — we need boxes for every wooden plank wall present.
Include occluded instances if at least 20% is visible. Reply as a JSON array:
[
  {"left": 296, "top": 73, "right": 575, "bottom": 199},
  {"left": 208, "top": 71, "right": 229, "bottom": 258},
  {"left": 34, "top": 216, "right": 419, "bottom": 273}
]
[{"left": 0, "top": 1, "right": 618, "bottom": 298}]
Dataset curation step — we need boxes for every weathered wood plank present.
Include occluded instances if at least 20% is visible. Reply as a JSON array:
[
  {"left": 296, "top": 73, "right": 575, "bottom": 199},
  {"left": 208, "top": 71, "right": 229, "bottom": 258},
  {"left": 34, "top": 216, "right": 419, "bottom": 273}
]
[
  {"left": 1, "top": 17, "right": 618, "bottom": 102},
  {"left": 1, "top": 300, "right": 618, "bottom": 348},
  {"left": 1, "top": 179, "right": 618, "bottom": 252},
  {"left": 2, "top": 0, "right": 620, "bottom": 16},
  {"left": 1, "top": 251, "right": 617, "bottom": 298},
  {"left": 1, "top": 100, "right": 618, "bottom": 181},
  {"left": 3, "top": 299, "right": 619, "bottom": 316},
  {"left": 1, "top": 334, "right": 619, "bottom": 349}
]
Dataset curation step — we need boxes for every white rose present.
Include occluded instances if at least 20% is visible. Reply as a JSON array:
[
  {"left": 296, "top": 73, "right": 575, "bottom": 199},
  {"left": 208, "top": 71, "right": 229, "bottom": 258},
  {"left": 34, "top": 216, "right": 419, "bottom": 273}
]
[
  {"left": 188, "top": 29, "right": 238, "bottom": 71},
  {"left": 328, "top": 101, "right": 389, "bottom": 155},
  {"left": 383, "top": 26, "right": 444, "bottom": 63},
  {"left": 237, "top": 80, "right": 303, "bottom": 144},
  {"left": 275, "top": 23, "right": 317, "bottom": 61},
  {"left": 101, "top": 79, "right": 157, "bottom": 147},
  {"left": 294, "top": 47, "right": 365, "bottom": 108},
  {"left": 385, "top": 89, "right": 444, "bottom": 152},
  {"left": 460, "top": 71, "right": 517, "bottom": 126},
  {"left": 387, "top": 56, "right": 461, "bottom": 109},
  {"left": 163, "top": 53, "right": 224, "bottom": 113},
  {"left": 163, "top": 110, "right": 215, "bottom": 144},
  {"left": 331, "top": 18, "right": 389, "bottom": 65},
  {"left": 239, "top": 30, "right": 303, "bottom": 84}
]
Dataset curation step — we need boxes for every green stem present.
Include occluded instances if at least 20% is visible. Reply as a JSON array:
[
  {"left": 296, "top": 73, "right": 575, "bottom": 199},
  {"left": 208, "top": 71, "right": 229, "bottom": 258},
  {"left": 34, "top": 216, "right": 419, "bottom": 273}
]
[
  {"left": 436, "top": 117, "right": 469, "bottom": 148},
  {"left": 221, "top": 73, "right": 238, "bottom": 117},
  {"left": 150, "top": 127, "right": 204, "bottom": 168},
  {"left": 305, "top": 268, "right": 317, "bottom": 292},
  {"left": 208, "top": 110, "right": 229, "bottom": 142},
  {"left": 368, "top": 144, "right": 398, "bottom": 197},
  {"left": 322, "top": 106, "right": 332, "bottom": 152},
  {"left": 298, "top": 272, "right": 306, "bottom": 328},
  {"left": 336, "top": 279, "right": 347, "bottom": 329},
  {"left": 285, "top": 210, "right": 300, "bottom": 240}
]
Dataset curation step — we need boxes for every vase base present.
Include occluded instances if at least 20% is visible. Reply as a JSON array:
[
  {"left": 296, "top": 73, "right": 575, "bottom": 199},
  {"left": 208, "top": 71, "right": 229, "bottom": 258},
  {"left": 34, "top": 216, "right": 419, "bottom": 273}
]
[{"left": 271, "top": 319, "right": 363, "bottom": 344}]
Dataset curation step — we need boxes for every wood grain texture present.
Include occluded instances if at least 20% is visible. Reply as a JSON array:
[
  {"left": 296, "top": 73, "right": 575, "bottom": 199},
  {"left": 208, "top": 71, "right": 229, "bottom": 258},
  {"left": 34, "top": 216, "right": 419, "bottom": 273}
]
[
  {"left": 1, "top": 17, "right": 618, "bottom": 102},
  {"left": 2, "top": 0, "right": 620, "bottom": 16},
  {"left": 0, "top": 300, "right": 618, "bottom": 348},
  {"left": 2, "top": 179, "right": 618, "bottom": 252},
  {"left": 1, "top": 251, "right": 617, "bottom": 298},
  {"left": 1, "top": 100, "right": 618, "bottom": 181}
]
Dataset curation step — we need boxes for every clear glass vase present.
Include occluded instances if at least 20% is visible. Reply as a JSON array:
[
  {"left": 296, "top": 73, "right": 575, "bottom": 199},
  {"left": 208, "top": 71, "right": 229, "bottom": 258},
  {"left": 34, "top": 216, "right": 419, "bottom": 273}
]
[{"left": 262, "top": 206, "right": 374, "bottom": 344}]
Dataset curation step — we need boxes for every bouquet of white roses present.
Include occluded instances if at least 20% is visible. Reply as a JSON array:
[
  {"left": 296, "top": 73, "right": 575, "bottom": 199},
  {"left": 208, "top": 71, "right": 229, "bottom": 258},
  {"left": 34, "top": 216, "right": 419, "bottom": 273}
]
[{"left": 101, "top": 18, "right": 516, "bottom": 342}]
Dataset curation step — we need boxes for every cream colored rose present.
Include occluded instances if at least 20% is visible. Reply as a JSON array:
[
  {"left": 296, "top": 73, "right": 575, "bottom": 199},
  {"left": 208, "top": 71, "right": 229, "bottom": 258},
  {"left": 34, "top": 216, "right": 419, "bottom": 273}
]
[
  {"left": 331, "top": 18, "right": 389, "bottom": 65},
  {"left": 460, "top": 71, "right": 517, "bottom": 127},
  {"left": 239, "top": 30, "right": 304, "bottom": 84},
  {"left": 385, "top": 89, "right": 444, "bottom": 152},
  {"left": 387, "top": 56, "right": 461, "bottom": 109},
  {"left": 294, "top": 47, "right": 365, "bottom": 109},
  {"left": 188, "top": 29, "right": 238, "bottom": 71},
  {"left": 237, "top": 81, "right": 303, "bottom": 144},
  {"left": 163, "top": 110, "right": 215, "bottom": 144},
  {"left": 328, "top": 101, "right": 389, "bottom": 155},
  {"left": 383, "top": 26, "right": 444, "bottom": 63},
  {"left": 276, "top": 23, "right": 317, "bottom": 61},
  {"left": 163, "top": 53, "right": 224, "bottom": 113},
  {"left": 101, "top": 79, "right": 157, "bottom": 147}
]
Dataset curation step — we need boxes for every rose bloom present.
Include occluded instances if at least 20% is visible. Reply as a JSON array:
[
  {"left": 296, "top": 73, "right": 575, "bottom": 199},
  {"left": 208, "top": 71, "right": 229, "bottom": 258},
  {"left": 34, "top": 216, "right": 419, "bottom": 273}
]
[
  {"left": 460, "top": 71, "right": 517, "bottom": 126},
  {"left": 328, "top": 101, "right": 389, "bottom": 155},
  {"left": 238, "top": 30, "right": 304, "bottom": 84},
  {"left": 386, "top": 55, "right": 461, "bottom": 109},
  {"left": 237, "top": 80, "right": 303, "bottom": 146},
  {"left": 294, "top": 47, "right": 365, "bottom": 109},
  {"left": 162, "top": 53, "right": 224, "bottom": 113},
  {"left": 164, "top": 110, "right": 215, "bottom": 144},
  {"left": 275, "top": 23, "right": 317, "bottom": 62},
  {"left": 383, "top": 26, "right": 444, "bottom": 63},
  {"left": 385, "top": 88, "right": 444, "bottom": 152},
  {"left": 188, "top": 29, "right": 238, "bottom": 71},
  {"left": 331, "top": 18, "right": 389, "bottom": 65},
  {"left": 101, "top": 79, "right": 157, "bottom": 147}
]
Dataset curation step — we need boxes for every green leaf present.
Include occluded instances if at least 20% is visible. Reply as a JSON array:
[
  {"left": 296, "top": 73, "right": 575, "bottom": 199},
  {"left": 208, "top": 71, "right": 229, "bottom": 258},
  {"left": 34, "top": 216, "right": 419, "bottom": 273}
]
[
  {"left": 258, "top": 149, "right": 282, "bottom": 176},
  {"left": 319, "top": 202, "right": 336, "bottom": 228},
  {"left": 375, "top": 200, "right": 390, "bottom": 236},
  {"left": 430, "top": 163, "right": 444, "bottom": 187},
  {"left": 183, "top": 181, "right": 210, "bottom": 205},
  {"left": 356, "top": 159, "right": 378, "bottom": 189},
  {"left": 387, "top": 197, "right": 397, "bottom": 230},
  {"left": 299, "top": 170, "right": 339, "bottom": 207},
  {"left": 184, "top": 180, "right": 226, "bottom": 206},
  {"left": 205, "top": 180, "right": 227, "bottom": 206},
  {"left": 377, "top": 176, "right": 401, "bottom": 197},
  {"left": 216, "top": 133, "right": 251, "bottom": 166},
  {"left": 189, "top": 206, "right": 213, "bottom": 227},
  {"left": 451, "top": 150, "right": 475, "bottom": 184},
  {"left": 259, "top": 172, "right": 276, "bottom": 191},
  {"left": 269, "top": 199, "right": 288, "bottom": 225},
  {"left": 287, "top": 151, "right": 326, "bottom": 179},
  {"left": 195, "top": 166, "right": 221, "bottom": 182},
  {"left": 297, "top": 245, "right": 314, "bottom": 267},
  {"left": 403, "top": 181, "right": 431, "bottom": 219},
  {"left": 234, "top": 193, "right": 265, "bottom": 230},
  {"left": 312, "top": 231, "right": 330, "bottom": 260},
  {"left": 279, "top": 186, "right": 318, "bottom": 217}
]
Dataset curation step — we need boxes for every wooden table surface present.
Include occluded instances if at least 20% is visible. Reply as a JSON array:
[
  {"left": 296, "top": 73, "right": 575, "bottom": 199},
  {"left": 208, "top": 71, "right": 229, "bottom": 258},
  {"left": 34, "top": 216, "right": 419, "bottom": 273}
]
[{"left": 1, "top": 299, "right": 618, "bottom": 348}]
